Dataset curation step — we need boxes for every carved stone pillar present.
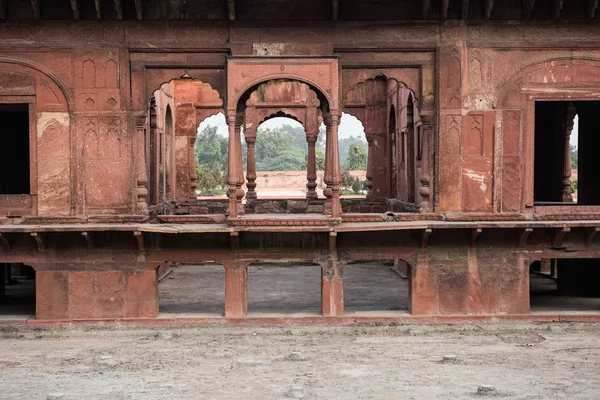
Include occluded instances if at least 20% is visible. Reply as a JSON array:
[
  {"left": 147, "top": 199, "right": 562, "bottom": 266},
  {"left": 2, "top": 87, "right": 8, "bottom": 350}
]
[
  {"left": 235, "top": 114, "right": 245, "bottom": 208},
  {"left": 306, "top": 131, "right": 319, "bottom": 200},
  {"left": 365, "top": 135, "right": 374, "bottom": 201},
  {"left": 562, "top": 102, "right": 577, "bottom": 203},
  {"left": 418, "top": 122, "right": 432, "bottom": 212},
  {"left": 134, "top": 114, "right": 149, "bottom": 214},
  {"left": 245, "top": 126, "right": 257, "bottom": 200},
  {"left": 323, "top": 113, "right": 342, "bottom": 218},
  {"left": 226, "top": 112, "right": 242, "bottom": 218},
  {"left": 188, "top": 136, "right": 198, "bottom": 203}
]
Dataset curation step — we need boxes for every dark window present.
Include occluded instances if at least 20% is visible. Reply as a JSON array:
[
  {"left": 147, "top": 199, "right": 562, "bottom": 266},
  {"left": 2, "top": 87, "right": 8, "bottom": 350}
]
[
  {"left": 0, "top": 104, "right": 30, "bottom": 195},
  {"left": 534, "top": 101, "right": 600, "bottom": 205}
]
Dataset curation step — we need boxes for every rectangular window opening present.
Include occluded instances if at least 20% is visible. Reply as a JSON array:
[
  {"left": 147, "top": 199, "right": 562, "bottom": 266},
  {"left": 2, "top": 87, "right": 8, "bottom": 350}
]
[
  {"left": 534, "top": 101, "right": 600, "bottom": 205},
  {"left": 0, "top": 104, "right": 30, "bottom": 195}
]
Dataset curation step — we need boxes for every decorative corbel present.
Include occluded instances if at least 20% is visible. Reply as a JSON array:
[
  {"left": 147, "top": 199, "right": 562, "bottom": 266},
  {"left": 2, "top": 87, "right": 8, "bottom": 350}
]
[
  {"left": 471, "top": 228, "right": 482, "bottom": 247},
  {"left": 586, "top": 227, "right": 600, "bottom": 248},
  {"left": 81, "top": 232, "right": 93, "bottom": 252},
  {"left": 485, "top": 0, "right": 494, "bottom": 19},
  {"left": 518, "top": 228, "right": 533, "bottom": 248},
  {"left": 30, "top": 233, "right": 44, "bottom": 253},
  {"left": 114, "top": 0, "right": 123, "bottom": 20},
  {"left": 133, "top": 231, "right": 145, "bottom": 253},
  {"left": 421, "top": 228, "right": 432, "bottom": 249},
  {"left": 552, "top": 227, "right": 570, "bottom": 248}
]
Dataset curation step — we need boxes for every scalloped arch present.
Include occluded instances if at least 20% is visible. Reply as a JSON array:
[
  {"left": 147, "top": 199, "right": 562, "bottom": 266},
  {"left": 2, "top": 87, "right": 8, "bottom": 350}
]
[
  {"left": 343, "top": 75, "right": 411, "bottom": 104},
  {"left": 234, "top": 74, "right": 332, "bottom": 112}
]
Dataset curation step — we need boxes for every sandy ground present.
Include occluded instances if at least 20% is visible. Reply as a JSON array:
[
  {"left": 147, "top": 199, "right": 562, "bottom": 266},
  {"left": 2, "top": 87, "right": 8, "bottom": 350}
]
[{"left": 0, "top": 322, "right": 599, "bottom": 399}]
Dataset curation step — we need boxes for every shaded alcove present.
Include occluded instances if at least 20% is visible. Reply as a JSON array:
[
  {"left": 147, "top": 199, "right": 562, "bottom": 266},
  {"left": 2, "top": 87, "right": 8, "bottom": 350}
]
[
  {"left": 0, "top": 263, "right": 36, "bottom": 320},
  {"left": 343, "top": 260, "right": 410, "bottom": 314},
  {"left": 529, "top": 258, "right": 600, "bottom": 313},
  {"left": 158, "top": 263, "right": 225, "bottom": 317},
  {"left": 247, "top": 261, "right": 321, "bottom": 315}
]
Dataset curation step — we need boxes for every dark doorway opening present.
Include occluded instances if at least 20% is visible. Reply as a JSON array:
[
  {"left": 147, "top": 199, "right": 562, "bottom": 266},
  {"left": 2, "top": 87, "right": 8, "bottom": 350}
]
[
  {"left": 343, "top": 260, "right": 409, "bottom": 314},
  {"left": 530, "top": 258, "right": 600, "bottom": 313},
  {"left": 0, "top": 104, "right": 30, "bottom": 195},
  {"left": 0, "top": 263, "right": 36, "bottom": 320},
  {"left": 534, "top": 101, "right": 600, "bottom": 205}
]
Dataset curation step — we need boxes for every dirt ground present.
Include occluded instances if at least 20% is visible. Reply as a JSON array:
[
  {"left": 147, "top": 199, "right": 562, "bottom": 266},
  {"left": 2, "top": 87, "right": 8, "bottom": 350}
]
[{"left": 0, "top": 322, "right": 599, "bottom": 399}]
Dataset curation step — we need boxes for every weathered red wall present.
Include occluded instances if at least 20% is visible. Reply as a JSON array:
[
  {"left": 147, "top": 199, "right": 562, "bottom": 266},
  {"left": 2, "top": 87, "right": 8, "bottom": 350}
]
[{"left": 1, "top": 23, "right": 600, "bottom": 218}]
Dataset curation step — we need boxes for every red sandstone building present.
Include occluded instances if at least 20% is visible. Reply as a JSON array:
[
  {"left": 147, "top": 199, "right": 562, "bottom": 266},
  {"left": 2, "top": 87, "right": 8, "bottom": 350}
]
[{"left": 0, "top": 0, "right": 599, "bottom": 323}]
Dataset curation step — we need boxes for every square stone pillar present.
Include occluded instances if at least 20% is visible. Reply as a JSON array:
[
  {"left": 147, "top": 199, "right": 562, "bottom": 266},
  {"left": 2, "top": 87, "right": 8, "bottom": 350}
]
[
  {"left": 321, "top": 259, "right": 344, "bottom": 317},
  {"left": 411, "top": 247, "right": 530, "bottom": 316},
  {"left": 34, "top": 264, "right": 158, "bottom": 320},
  {"left": 223, "top": 261, "right": 249, "bottom": 317}
]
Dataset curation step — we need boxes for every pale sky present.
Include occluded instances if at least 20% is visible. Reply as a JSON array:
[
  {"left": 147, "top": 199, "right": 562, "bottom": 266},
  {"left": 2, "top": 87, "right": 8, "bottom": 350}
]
[
  {"left": 571, "top": 114, "right": 579, "bottom": 148},
  {"left": 198, "top": 113, "right": 366, "bottom": 140}
]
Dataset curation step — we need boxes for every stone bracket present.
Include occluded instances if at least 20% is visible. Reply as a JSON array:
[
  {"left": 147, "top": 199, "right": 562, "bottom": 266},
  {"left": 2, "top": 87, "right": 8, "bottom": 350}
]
[
  {"left": 134, "top": 231, "right": 145, "bottom": 253},
  {"left": 471, "top": 228, "right": 482, "bottom": 247},
  {"left": 30, "top": 233, "right": 44, "bottom": 253},
  {"left": 421, "top": 228, "right": 432, "bottom": 249},
  {"left": 82, "top": 231, "right": 93, "bottom": 251},
  {"left": 587, "top": 227, "right": 600, "bottom": 248},
  {"left": 552, "top": 227, "right": 570, "bottom": 248},
  {"left": 518, "top": 228, "right": 533, "bottom": 248}
]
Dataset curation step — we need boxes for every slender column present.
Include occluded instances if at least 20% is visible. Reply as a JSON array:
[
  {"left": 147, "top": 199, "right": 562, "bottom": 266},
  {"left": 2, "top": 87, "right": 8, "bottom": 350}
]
[
  {"left": 188, "top": 136, "right": 198, "bottom": 203},
  {"left": 323, "top": 113, "right": 342, "bottom": 217},
  {"left": 365, "top": 135, "right": 374, "bottom": 201},
  {"left": 418, "top": 122, "right": 432, "bottom": 212},
  {"left": 245, "top": 126, "right": 257, "bottom": 199},
  {"left": 223, "top": 261, "right": 249, "bottom": 317},
  {"left": 562, "top": 102, "right": 576, "bottom": 203},
  {"left": 226, "top": 112, "right": 240, "bottom": 217},
  {"left": 306, "top": 131, "right": 319, "bottom": 199},
  {"left": 134, "top": 114, "right": 149, "bottom": 214},
  {"left": 235, "top": 114, "right": 245, "bottom": 209}
]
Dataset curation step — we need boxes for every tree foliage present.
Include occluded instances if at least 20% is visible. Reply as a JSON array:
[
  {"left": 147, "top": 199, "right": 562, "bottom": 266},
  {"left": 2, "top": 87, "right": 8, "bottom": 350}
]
[
  {"left": 570, "top": 144, "right": 578, "bottom": 169},
  {"left": 339, "top": 136, "right": 368, "bottom": 170},
  {"left": 346, "top": 144, "right": 367, "bottom": 170}
]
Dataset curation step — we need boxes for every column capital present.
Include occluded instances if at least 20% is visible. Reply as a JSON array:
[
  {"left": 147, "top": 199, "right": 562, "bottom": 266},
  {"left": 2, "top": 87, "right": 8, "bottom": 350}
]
[{"left": 222, "top": 260, "right": 250, "bottom": 270}]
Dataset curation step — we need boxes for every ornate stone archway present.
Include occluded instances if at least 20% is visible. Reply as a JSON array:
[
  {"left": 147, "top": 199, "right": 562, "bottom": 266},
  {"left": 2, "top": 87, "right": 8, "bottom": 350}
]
[{"left": 225, "top": 58, "right": 341, "bottom": 218}]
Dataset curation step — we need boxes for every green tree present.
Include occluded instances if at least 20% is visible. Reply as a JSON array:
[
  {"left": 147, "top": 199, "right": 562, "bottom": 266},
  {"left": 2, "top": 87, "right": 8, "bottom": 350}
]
[
  {"left": 195, "top": 125, "right": 228, "bottom": 170},
  {"left": 346, "top": 143, "right": 367, "bottom": 170},
  {"left": 255, "top": 128, "right": 305, "bottom": 171},
  {"left": 570, "top": 144, "right": 578, "bottom": 169},
  {"left": 339, "top": 136, "right": 367, "bottom": 169},
  {"left": 303, "top": 148, "right": 325, "bottom": 171}
]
